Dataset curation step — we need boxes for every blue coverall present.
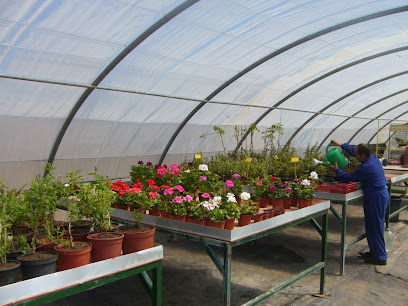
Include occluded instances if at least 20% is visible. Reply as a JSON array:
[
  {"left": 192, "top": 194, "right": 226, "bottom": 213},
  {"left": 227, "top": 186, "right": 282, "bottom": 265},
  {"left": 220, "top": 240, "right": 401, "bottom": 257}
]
[{"left": 335, "top": 143, "right": 389, "bottom": 261}]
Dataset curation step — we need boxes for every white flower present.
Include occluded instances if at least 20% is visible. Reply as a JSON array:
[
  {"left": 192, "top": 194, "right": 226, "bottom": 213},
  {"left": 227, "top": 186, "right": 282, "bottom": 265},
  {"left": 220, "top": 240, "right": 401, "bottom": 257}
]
[
  {"left": 64, "top": 183, "right": 69, "bottom": 187},
  {"left": 198, "top": 164, "right": 208, "bottom": 171},
  {"left": 226, "top": 193, "right": 237, "bottom": 203},
  {"left": 184, "top": 169, "right": 191, "bottom": 173},
  {"left": 240, "top": 191, "right": 251, "bottom": 200},
  {"left": 310, "top": 171, "right": 318, "bottom": 180},
  {"left": 301, "top": 179, "right": 311, "bottom": 186},
  {"left": 213, "top": 196, "right": 222, "bottom": 204}
]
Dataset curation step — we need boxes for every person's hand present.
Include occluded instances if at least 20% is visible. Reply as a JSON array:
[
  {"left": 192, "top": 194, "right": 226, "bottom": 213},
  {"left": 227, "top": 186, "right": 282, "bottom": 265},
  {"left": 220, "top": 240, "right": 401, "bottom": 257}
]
[
  {"left": 331, "top": 139, "right": 342, "bottom": 147},
  {"left": 329, "top": 161, "right": 339, "bottom": 171}
]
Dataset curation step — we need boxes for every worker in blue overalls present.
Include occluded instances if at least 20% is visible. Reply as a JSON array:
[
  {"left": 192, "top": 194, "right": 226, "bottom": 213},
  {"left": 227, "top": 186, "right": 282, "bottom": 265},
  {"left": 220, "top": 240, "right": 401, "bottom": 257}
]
[{"left": 331, "top": 139, "right": 389, "bottom": 265}]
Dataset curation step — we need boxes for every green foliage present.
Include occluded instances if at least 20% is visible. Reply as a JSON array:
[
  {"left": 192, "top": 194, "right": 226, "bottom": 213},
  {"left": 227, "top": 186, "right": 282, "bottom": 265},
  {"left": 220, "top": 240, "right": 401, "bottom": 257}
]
[
  {"left": 22, "top": 166, "right": 64, "bottom": 253},
  {"left": 130, "top": 164, "right": 155, "bottom": 185},
  {"left": 239, "top": 200, "right": 258, "bottom": 215},
  {"left": 78, "top": 169, "right": 116, "bottom": 234}
]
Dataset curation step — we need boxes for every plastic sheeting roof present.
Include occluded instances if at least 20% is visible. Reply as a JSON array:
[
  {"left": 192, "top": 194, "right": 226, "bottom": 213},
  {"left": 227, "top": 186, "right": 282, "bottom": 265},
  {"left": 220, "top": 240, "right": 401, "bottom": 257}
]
[{"left": 1, "top": 0, "right": 408, "bottom": 187}]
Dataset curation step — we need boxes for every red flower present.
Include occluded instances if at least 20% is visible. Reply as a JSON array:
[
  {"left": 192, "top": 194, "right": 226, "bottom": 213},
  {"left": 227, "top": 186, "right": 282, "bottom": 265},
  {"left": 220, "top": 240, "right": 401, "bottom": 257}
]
[
  {"left": 130, "top": 187, "right": 142, "bottom": 193},
  {"left": 147, "top": 179, "right": 156, "bottom": 186},
  {"left": 119, "top": 189, "right": 127, "bottom": 196},
  {"left": 149, "top": 191, "right": 159, "bottom": 199},
  {"left": 271, "top": 176, "right": 276, "bottom": 181},
  {"left": 133, "top": 182, "right": 143, "bottom": 189}
]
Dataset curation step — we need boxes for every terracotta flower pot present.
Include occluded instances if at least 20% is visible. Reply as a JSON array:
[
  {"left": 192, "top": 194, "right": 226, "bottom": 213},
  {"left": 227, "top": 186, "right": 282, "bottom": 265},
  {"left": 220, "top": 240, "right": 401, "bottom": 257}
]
[
  {"left": 149, "top": 206, "right": 161, "bottom": 216},
  {"left": 283, "top": 198, "right": 292, "bottom": 209},
  {"left": 291, "top": 197, "right": 298, "bottom": 207},
  {"left": 118, "top": 225, "right": 156, "bottom": 254},
  {"left": 54, "top": 242, "right": 92, "bottom": 271},
  {"left": 272, "top": 199, "right": 284, "bottom": 208},
  {"left": 170, "top": 214, "right": 186, "bottom": 222},
  {"left": 87, "top": 232, "right": 124, "bottom": 262},
  {"left": 260, "top": 197, "right": 269, "bottom": 208},
  {"left": 252, "top": 213, "right": 264, "bottom": 223},
  {"left": 206, "top": 220, "right": 226, "bottom": 229},
  {"left": 187, "top": 217, "right": 206, "bottom": 225},
  {"left": 238, "top": 214, "right": 252, "bottom": 226},
  {"left": 224, "top": 218, "right": 235, "bottom": 230},
  {"left": 298, "top": 199, "right": 309, "bottom": 209}
]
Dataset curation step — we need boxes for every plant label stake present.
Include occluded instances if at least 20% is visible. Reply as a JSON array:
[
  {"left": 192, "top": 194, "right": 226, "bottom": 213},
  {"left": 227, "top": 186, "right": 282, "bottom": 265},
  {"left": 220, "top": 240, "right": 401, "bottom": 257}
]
[
  {"left": 245, "top": 157, "right": 253, "bottom": 179},
  {"left": 291, "top": 157, "right": 299, "bottom": 178},
  {"left": 194, "top": 154, "right": 201, "bottom": 169}
]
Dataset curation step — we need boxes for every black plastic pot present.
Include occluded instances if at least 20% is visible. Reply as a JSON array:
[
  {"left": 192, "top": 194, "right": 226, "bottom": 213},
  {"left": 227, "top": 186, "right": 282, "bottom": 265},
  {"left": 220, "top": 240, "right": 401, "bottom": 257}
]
[
  {"left": 0, "top": 260, "right": 21, "bottom": 286},
  {"left": 16, "top": 251, "right": 58, "bottom": 280}
]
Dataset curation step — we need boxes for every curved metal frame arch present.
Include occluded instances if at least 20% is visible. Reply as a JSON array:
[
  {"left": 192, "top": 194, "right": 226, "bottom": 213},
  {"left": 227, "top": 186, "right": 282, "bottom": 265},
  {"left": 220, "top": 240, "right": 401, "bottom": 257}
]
[
  {"left": 366, "top": 110, "right": 408, "bottom": 145},
  {"left": 158, "top": 6, "right": 408, "bottom": 164},
  {"left": 317, "top": 87, "right": 408, "bottom": 150},
  {"left": 347, "top": 100, "right": 408, "bottom": 144},
  {"left": 283, "top": 70, "right": 408, "bottom": 148},
  {"left": 45, "top": 0, "right": 199, "bottom": 174}
]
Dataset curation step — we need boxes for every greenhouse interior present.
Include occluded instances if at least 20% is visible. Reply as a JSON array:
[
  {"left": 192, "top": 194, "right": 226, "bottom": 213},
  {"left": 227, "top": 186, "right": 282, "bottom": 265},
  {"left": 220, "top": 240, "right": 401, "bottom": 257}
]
[{"left": 1, "top": 0, "right": 408, "bottom": 305}]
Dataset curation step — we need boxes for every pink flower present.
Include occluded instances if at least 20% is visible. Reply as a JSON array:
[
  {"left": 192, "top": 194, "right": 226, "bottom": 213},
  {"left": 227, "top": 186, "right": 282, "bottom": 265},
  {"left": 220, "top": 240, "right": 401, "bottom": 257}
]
[
  {"left": 225, "top": 180, "right": 234, "bottom": 188},
  {"left": 202, "top": 193, "right": 211, "bottom": 199},
  {"left": 174, "top": 185, "right": 185, "bottom": 192},
  {"left": 256, "top": 181, "right": 262, "bottom": 185},
  {"left": 199, "top": 176, "right": 207, "bottom": 181},
  {"left": 285, "top": 187, "right": 292, "bottom": 193},
  {"left": 172, "top": 196, "right": 183, "bottom": 203},
  {"left": 183, "top": 195, "right": 194, "bottom": 202},
  {"left": 268, "top": 185, "right": 276, "bottom": 192},
  {"left": 232, "top": 173, "right": 241, "bottom": 179},
  {"left": 156, "top": 166, "right": 166, "bottom": 178},
  {"left": 163, "top": 188, "right": 174, "bottom": 195}
]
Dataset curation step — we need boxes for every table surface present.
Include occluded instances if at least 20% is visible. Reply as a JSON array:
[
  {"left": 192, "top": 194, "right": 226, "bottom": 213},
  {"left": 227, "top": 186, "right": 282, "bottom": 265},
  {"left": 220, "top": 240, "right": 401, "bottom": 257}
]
[
  {"left": 0, "top": 245, "right": 163, "bottom": 305},
  {"left": 111, "top": 199, "right": 330, "bottom": 243}
]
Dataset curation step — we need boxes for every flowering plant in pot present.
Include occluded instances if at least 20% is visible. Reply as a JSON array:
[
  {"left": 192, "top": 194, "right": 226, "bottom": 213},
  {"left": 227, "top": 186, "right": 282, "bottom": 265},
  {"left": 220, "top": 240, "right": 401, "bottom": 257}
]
[
  {"left": 201, "top": 198, "right": 226, "bottom": 226},
  {"left": 117, "top": 186, "right": 157, "bottom": 254},
  {"left": 219, "top": 193, "right": 241, "bottom": 230},
  {"left": 154, "top": 164, "right": 182, "bottom": 187},
  {"left": 130, "top": 161, "right": 155, "bottom": 186},
  {"left": 196, "top": 165, "right": 222, "bottom": 195},
  {"left": 167, "top": 192, "right": 194, "bottom": 221}
]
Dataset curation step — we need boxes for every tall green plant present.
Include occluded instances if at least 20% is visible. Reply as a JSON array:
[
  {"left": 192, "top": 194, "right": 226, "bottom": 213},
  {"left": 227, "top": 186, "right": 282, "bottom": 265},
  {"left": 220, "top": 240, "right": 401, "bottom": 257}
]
[
  {"left": 23, "top": 166, "right": 63, "bottom": 253},
  {"left": 79, "top": 170, "right": 116, "bottom": 234}
]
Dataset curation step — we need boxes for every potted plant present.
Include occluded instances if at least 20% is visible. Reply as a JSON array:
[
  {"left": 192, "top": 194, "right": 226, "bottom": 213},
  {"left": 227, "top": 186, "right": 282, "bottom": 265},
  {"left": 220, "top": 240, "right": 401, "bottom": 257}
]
[
  {"left": 54, "top": 170, "right": 92, "bottom": 271},
  {"left": 16, "top": 166, "right": 61, "bottom": 279},
  {"left": 200, "top": 197, "right": 226, "bottom": 228},
  {"left": 219, "top": 193, "right": 241, "bottom": 230},
  {"left": 80, "top": 170, "right": 122, "bottom": 262},
  {"left": 117, "top": 183, "right": 156, "bottom": 254},
  {"left": 297, "top": 178, "right": 317, "bottom": 208},
  {"left": 129, "top": 161, "right": 155, "bottom": 186},
  {"left": 238, "top": 195, "right": 258, "bottom": 227},
  {"left": 0, "top": 181, "right": 24, "bottom": 286}
]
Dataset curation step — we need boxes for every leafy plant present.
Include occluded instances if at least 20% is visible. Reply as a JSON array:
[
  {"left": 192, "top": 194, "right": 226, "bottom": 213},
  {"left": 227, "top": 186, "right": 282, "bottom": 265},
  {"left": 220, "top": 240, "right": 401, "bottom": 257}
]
[
  {"left": 23, "top": 166, "right": 64, "bottom": 253},
  {"left": 78, "top": 170, "right": 116, "bottom": 234}
]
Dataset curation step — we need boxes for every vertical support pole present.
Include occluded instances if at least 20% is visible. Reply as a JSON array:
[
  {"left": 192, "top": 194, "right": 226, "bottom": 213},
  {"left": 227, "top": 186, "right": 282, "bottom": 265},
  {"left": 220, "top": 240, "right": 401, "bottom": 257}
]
[
  {"left": 340, "top": 202, "right": 347, "bottom": 275},
  {"left": 386, "top": 182, "right": 391, "bottom": 229},
  {"left": 223, "top": 243, "right": 232, "bottom": 306},
  {"left": 152, "top": 263, "right": 162, "bottom": 306},
  {"left": 320, "top": 212, "right": 328, "bottom": 295}
]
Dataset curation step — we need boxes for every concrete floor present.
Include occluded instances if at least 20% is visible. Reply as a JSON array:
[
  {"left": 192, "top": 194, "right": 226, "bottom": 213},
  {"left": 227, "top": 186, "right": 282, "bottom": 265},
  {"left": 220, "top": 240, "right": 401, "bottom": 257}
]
[{"left": 50, "top": 198, "right": 408, "bottom": 305}]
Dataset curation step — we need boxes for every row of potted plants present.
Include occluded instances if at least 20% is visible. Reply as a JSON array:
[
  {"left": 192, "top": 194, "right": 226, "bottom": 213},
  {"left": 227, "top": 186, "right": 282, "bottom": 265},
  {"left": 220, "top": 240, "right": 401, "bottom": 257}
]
[
  {"left": 0, "top": 167, "right": 155, "bottom": 287},
  {"left": 111, "top": 163, "right": 320, "bottom": 229}
]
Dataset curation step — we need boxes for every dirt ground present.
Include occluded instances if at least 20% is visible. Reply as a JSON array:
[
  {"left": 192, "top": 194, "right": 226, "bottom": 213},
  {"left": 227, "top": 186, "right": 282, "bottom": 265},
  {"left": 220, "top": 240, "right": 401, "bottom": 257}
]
[{"left": 49, "top": 198, "right": 408, "bottom": 306}]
